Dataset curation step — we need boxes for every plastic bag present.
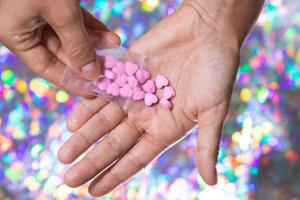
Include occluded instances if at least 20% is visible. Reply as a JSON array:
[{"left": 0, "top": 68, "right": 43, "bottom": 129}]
[
  {"left": 62, "top": 46, "right": 176, "bottom": 111},
  {"left": 61, "top": 47, "right": 151, "bottom": 110}
]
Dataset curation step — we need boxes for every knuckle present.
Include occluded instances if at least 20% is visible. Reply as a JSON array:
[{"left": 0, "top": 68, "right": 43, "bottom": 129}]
[
  {"left": 85, "top": 154, "right": 100, "bottom": 170},
  {"left": 76, "top": 131, "right": 91, "bottom": 146},
  {"left": 197, "top": 146, "right": 216, "bottom": 159},
  {"left": 106, "top": 134, "right": 125, "bottom": 155},
  {"left": 67, "top": 42, "right": 93, "bottom": 62},
  {"left": 108, "top": 103, "right": 125, "bottom": 119},
  {"left": 127, "top": 151, "right": 146, "bottom": 169},
  {"left": 98, "top": 104, "right": 124, "bottom": 129},
  {"left": 81, "top": 99, "right": 97, "bottom": 115},
  {"left": 96, "top": 114, "right": 112, "bottom": 131},
  {"left": 109, "top": 171, "right": 124, "bottom": 183},
  {"left": 145, "top": 133, "right": 169, "bottom": 149}
]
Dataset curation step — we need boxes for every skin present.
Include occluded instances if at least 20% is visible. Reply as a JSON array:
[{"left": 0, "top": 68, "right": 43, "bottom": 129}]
[
  {"left": 0, "top": 0, "right": 120, "bottom": 91},
  {"left": 0, "top": 0, "right": 265, "bottom": 197},
  {"left": 57, "top": 0, "right": 265, "bottom": 197}
]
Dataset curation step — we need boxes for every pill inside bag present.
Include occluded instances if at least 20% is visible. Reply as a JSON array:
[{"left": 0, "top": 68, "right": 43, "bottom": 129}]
[
  {"left": 61, "top": 47, "right": 175, "bottom": 111},
  {"left": 61, "top": 47, "right": 150, "bottom": 110}
]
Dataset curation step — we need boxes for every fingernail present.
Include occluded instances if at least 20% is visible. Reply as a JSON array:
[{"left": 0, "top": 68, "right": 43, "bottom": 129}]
[
  {"left": 81, "top": 61, "right": 100, "bottom": 80},
  {"left": 82, "top": 61, "right": 96, "bottom": 72}
]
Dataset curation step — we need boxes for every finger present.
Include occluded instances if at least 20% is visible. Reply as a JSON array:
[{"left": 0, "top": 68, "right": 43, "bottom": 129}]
[
  {"left": 195, "top": 101, "right": 229, "bottom": 185},
  {"left": 42, "top": 3, "right": 100, "bottom": 80},
  {"left": 42, "top": 29, "right": 69, "bottom": 66},
  {"left": 196, "top": 124, "right": 223, "bottom": 185},
  {"left": 81, "top": 8, "right": 110, "bottom": 31},
  {"left": 88, "top": 133, "right": 169, "bottom": 197},
  {"left": 67, "top": 98, "right": 108, "bottom": 132},
  {"left": 58, "top": 102, "right": 125, "bottom": 164},
  {"left": 81, "top": 8, "right": 120, "bottom": 48},
  {"left": 87, "top": 30, "right": 120, "bottom": 49},
  {"left": 43, "top": 27, "right": 119, "bottom": 65},
  {"left": 15, "top": 44, "right": 91, "bottom": 98},
  {"left": 64, "top": 120, "right": 143, "bottom": 188}
]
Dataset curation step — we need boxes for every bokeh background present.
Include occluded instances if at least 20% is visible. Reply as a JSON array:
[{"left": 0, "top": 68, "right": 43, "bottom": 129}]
[{"left": 0, "top": 0, "right": 299, "bottom": 199}]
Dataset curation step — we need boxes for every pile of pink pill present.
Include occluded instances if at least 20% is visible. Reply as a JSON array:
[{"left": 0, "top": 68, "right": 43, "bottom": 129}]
[{"left": 97, "top": 55, "right": 176, "bottom": 110}]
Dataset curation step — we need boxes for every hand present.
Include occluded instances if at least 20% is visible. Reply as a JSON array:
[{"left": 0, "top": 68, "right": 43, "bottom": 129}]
[
  {"left": 58, "top": 1, "right": 255, "bottom": 197},
  {"left": 0, "top": 0, "right": 119, "bottom": 96}
]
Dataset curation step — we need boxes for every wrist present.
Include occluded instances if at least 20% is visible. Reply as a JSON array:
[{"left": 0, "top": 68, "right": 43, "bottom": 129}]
[{"left": 182, "top": 0, "right": 265, "bottom": 48}]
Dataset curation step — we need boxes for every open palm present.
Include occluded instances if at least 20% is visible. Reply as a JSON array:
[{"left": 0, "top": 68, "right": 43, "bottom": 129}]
[{"left": 58, "top": 3, "right": 240, "bottom": 197}]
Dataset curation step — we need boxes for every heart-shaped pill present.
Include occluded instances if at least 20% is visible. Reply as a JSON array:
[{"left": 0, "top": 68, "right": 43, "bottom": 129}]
[
  {"left": 132, "top": 87, "right": 145, "bottom": 101},
  {"left": 112, "top": 61, "right": 126, "bottom": 75},
  {"left": 106, "top": 83, "right": 120, "bottom": 96},
  {"left": 105, "top": 55, "right": 117, "bottom": 62},
  {"left": 125, "top": 62, "right": 139, "bottom": 75},
  {"left": 104, "top": 61, "right": 115, "bottom": 69},
  {"left": 159, "top": 98, "right": 173, "bottom": 110},
  {"left": 127, "top": 75, "right": 138, "bottom": 87},
  {"left": 163, "top": 86, "right": 176, "bottom": 99},
  {"left": 142, "top": 79, "right": 156, "bottom": 93},
  {"left": 120, "top": 84, "right": 133, "bottom": 98},
  {"left": 115, "top": 74, "right": 128, "bottom": 87},
  {"left": 155, "top": 74, "right": 169, "bottom": 88},
  {"left": 104, "top": 55, "right": 117, "bottom": 69},
  {"left": 104, "top": 70, "right": 116, "bottom": 80},
  {"left": 144, "top": 93, "right": 158, "bottom": 106},
  {"left": 135, "top": 69, "right": 150, "bottom": 84},
  {"left": 97, "top": 78, "right": 111, "bottom": 91}
]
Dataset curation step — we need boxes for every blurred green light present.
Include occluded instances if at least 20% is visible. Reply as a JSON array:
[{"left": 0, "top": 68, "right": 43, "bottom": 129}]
[
  {"left": 239, "top": 64, "right": 251, "bottom": 73},
  {"left": 256, "top": 87, "right": 269, "bottom": 103},
  {"left": 5, "top": 168, "right": 23, "bottom": 182},
  {"left": 1, "top": 69, "right": 16, "bottom": 86},
  {"left": 31, "top": 144, "right": 45, "bottom": 159}
]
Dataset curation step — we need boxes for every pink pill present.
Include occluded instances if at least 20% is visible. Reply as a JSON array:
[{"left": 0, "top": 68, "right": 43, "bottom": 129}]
[
  {"left": 155, "top": 74, "right": 169, "bottom": 88},
  {"left": 106, "top": 83, "right": 120, "bottom": 96},
  {"left": 136, "top": 69, "right": 150, "bottom": 84},
  {"left": 97, "top": 78, "right": 111, "bottom": 91},
  {"left": 132, "top": 87, "right": 145, "bottom": 101},
  {"left": 142, "top": 79, "right": 156, "bottom": 93},
  {"left": 159, "top": 98, "right": 173, "bottom": 110},
  {"left": 105, "top": 55, "right": 117, "bottom": 62},
  {"left": 112, "top": 61, "right": 126, "bottom": 75},
  {"left": 120, "top": 84, "right": 133, "bottom": 98},
  {"left": 104, "top": 61, "right": 115, "bottom": 69},
  {"left": 104, "top": 55, "right": 117, "bottom": 69},
  {"left": 163, "top": 86, "right": 176, "bottom": 99},
  {"left": 127, "top": 75, "right": 138, "bottom": 87},
  {"left": 104, "top": 70, "right": 116, "bottom": 80},
  {"left": 115, "top": 74, "right": 128, "bottom": 87},
  {"left": 144, "top": 93, "right": 158, "bottom": 106},
  {"left": 125, "top": 62, "right": 139, "bottom": 75}
]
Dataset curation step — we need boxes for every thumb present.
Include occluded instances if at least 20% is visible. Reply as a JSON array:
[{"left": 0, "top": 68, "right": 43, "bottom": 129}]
[
  {"left": 195, "top": 101, "right": 229, "bottom": 185},
  {"left": 196, "top": 124, "right": 223, "bottom": 185},
  {"left": 43, "top": 3, "right": 100, "bottom": 80}
]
